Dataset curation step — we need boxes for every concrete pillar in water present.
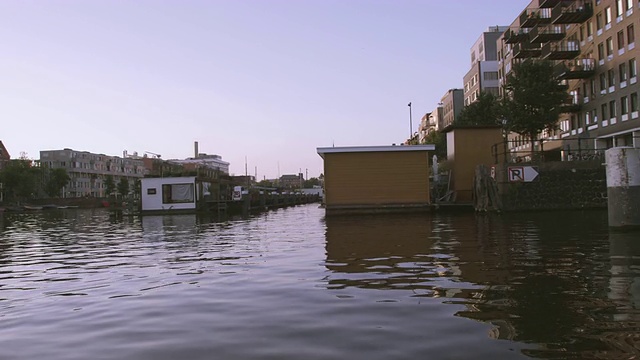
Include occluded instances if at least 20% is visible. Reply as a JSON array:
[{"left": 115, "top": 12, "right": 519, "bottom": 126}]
[{"left": 606, "top": 147, "right": 640, "bottom": 229}]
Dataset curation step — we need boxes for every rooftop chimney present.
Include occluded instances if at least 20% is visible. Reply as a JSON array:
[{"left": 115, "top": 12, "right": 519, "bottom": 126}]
[{"left": 194, "top": 141, "right": 199, "bottom": 159}]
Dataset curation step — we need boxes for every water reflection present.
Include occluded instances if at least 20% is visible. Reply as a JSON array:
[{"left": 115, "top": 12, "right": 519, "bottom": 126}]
[
  {"left": 325, "top": 210, "right": 640, "bottom": 358},
  {"left": 325, "top": 214, "right": 437, "bottom": 293}
]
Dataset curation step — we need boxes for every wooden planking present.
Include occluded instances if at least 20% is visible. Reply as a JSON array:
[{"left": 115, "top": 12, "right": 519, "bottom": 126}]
[{"left": 324, "top": 151, "right": 430, "bottom": 206}]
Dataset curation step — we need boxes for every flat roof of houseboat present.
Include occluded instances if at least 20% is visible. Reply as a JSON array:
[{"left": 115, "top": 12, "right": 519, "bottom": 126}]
[{"left": 317, "top": 145, "right": 435, "bottom": 158}]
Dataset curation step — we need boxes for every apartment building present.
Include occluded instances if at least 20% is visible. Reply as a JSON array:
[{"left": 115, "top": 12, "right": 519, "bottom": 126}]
[
  {"left": 169, "top": 154, "right": 230, "bottom": 174},
  {"left": 497, "top": 0, "right": 639, "bottom": 156},
  {"left": 166, "top": 142, "right": 230, "bottom": 175},
  {"left": 463, "top": 26, "right": 510, "bottom": 106},
  {"left": 418, "top": 106, "right": 443, "bottom": 143},
  {"left": 440, "top": 89, "right": 465, "bottom": 130},
  {"left": 39, "top": 148, "right": 146, "bottom": 197}
]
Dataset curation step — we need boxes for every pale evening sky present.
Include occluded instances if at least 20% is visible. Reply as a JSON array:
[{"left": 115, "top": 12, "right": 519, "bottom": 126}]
[{"left": 0, "top": 0, "right": 530, "bottom": 179}]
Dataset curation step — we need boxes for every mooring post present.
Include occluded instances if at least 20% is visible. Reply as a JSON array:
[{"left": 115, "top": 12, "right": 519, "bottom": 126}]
[
  {"left": 242, "top": 194, "right": 250, "bottom": 217},
  {"left": 605, "top": 147, "right": 640, "bottom": 229}
]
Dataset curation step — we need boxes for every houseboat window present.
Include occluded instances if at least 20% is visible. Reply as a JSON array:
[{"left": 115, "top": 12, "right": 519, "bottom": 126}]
[
  {"left": 147, "top": 188, "right": 157, "bottom": 195},
  {"left": 162, "top": 183, "right": 194, "bottom": 203}
]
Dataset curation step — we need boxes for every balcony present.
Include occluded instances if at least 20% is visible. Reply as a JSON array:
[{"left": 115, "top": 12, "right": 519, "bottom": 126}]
[
  {"left": 560, "top": 102, "right": 582, "bottom": 113},
  {"left": 504, "top": 28, "right": 530, "bottom": 44},
  {"left": 554, "top": 58, "right": 596, "bottom": 79},
  {"left": 519, "top": 8, "right": 553, "bottom": 28},
  {"left": 552, "top": 1, "right": 593, "bottom": 24},
  {"left": 542, "top": 40, "right": 580, "bottom": 60},
  {"left": 513, "top": 42, "right": 543, "bottom": 58},
  {"left": 529, "top": 24, "right": 566, "bottom": 43},
  {"left": 537, "top": 0, "right": 562, "bottom": 8}
]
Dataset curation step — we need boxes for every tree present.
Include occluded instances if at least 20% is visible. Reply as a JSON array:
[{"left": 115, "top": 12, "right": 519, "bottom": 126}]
[
  {"left": 455, "top": 92, "right": 502, "bottom": 126},
  {"left": 422, "top": 130, "right": 447, "bottom": 160},
  {"left": 501, "top": 59, "right": 569, "bottom": 154},
  {"left": 0, "top": 160, "right": 40, "bottom": 202},
  {"left": 104, "top": 175, "right": 116, "bottom": 198},
  {"left": 117, "top": 178, "right": 130, "bottom": 198},
  {"left": 44, "top": 168, "right": 70, "bottom": 198},
  {"left": 132, "top": 179, "right": 141, "bottom": 199},
  {"left": 303, "top": 177, "right": 320, "bottom": 188},
  {"left": 257, "top": 179, "right": 275, "bottom": 188}
]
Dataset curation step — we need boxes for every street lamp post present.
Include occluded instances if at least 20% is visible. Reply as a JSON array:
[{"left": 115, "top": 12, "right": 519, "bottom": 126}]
[{"left": 408, "top": 102, "right": 413, "bottom": 142}]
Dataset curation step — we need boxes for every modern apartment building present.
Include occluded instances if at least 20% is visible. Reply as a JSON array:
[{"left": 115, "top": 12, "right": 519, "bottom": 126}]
[
  {"left": 418, "top": 106, "right": 443, "bottom": 143},
  {"left": 440, "top": 89, "right": 465, "bottom": 130},
  {"left": 463, "top": 26, "right": 510, "bottom": 106},
  {"left": 497, "top": 0, "right": 639, "bottom": 156},
  {"left": 39, "top": 148, "right": 146, "bottom": 198}
]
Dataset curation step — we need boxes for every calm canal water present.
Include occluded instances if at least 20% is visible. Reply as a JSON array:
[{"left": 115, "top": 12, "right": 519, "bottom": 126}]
[{"left": 0, "top": 205, "right": 638, "bottom": 359}]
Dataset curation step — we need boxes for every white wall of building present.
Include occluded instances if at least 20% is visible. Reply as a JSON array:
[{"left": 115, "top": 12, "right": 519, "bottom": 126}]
[{"left": 141, "top": 176, "right": 197, "bottom": 211}]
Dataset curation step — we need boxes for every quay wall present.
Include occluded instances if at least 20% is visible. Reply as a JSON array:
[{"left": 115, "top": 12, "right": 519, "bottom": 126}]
[{"left": 495, "top": 161, "right": 607, "bottom": 211}]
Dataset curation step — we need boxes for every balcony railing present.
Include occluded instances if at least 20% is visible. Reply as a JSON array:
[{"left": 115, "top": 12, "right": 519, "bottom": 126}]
[
  {"left": 504, "top": 28, "right": 530, "bottom": 44},
  {"left": 513, "top": 42, "right": 543, "bottom": 58},
  {"left": 529, "top": 24, "right": 566, "bottom": 43},
  {"left": 519, "top": 8, "right": 553, "bottom": 28},
  {"left": 560, "top": 102, "right": 581, "bottom": 113},
  {"left": 554, "top": 58, "right": 596, "bottom": 79},
  {"left": 537, "top": 0, "right": 563, "bottom": 8},
  {"left": 552, "top": 1, "right": 593, "bottom": 24},
  {"left": 542, "top": 40, "right": 580, "bottom": 60}
]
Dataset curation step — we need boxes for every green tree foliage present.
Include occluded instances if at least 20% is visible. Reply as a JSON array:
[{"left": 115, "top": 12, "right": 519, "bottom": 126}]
[
  {"left": 455, "top": 92, "right": 502, "bottom": 126},
  {"left": 104, "top": 175, "right": 116, "bottom": 197},
  {"left": 117, "top": 178, "right": 130, "bottom": 198},
  {"left": 44, "top": 168, "right": 70, "bottom": 198},
  {"left": 502, "top": 59, "right": 569, "bottom": 147},
  {"left": 303, "top": 177, "right": 320, "bottom": 188},
  {"left": 422, "top": 130, "right": 447, "bottom": 160},
  {"left": 0, "top": 160, "right": 40, "bottom": 202},
  {"left": 257, "top": 179, "right": 275, "bottom": 188}
]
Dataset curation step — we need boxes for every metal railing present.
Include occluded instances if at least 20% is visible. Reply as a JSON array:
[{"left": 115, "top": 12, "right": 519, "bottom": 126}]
[{"left": 490, "top": 136, "right": 639, "bottom": 164}]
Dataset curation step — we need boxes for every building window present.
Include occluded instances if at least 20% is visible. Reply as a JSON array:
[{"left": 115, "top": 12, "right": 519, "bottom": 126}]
[
  {"left": 598, "top": 42, "right": 605, "bottom": 60},
  {"left": 147, "top": 188, "right": 157, "bottom": 195},
  {"left": 608, "top": 69, "right": 616, "bottom": 86},
  {"left": 585, "top": 110, "right": 591, "bottom": 125},
  {"left": 162, "top": 183, "right": 195, "bottom": 204},
  {"left": 610, "top": 100, "right": 617, "bottom": 118},
  {"left": 617, "top": 0, "right": 624, "bottom": 17},
  {"left": 620, "top": 62, "right": 628, "bottom": 81},
  {"left": 606, "top": 37, "right": 614, "bottom": 56},
  {"left": 618, "top": 30, "right": 625, "bottom": 49},
  {"left": 630, "top": 58, "right": 637, "bottom": 77},
  {"left": 631, "top": 92, "right": 639, "bottom": 112},
  {"left": 484, "top": 71, "right": 498, "bottom": 80},
  {"left": 628, "top": 24, "right": 635, "bottom": 44},
  {"left": 600, "top": 72, "right": 607, "bottom": 90},
  {"left": 621, "top": 96, "right": 629, "bottom": 114},
  {"left": 590, "top": 79, "right": 597, "bottom": 96},
  {"left": 602, "top": 103, "right": 609, "bottom": 120},
  {"left": 605, "top": 7, "right": 612, "bottom": 25},
  {"left": 627, "top": 0, "right": 634, "bottom": 10},
  {"left": 596, "top": 12, "right": 603, "bottom": 31},
  {"left": 592, "top": 108, "right": 598, "bottom": 124},
  {"left": 587, "top": 20, "right": 594, "bottom": 37}
]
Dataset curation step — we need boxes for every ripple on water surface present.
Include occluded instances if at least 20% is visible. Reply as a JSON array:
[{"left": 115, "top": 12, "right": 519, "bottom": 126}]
[{"left": 0, "top": 207, "right": 637, "bottom": 359}]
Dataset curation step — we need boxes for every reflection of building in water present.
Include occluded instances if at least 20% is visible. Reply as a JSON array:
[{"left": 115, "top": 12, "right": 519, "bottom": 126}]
[
  {"left": 324, "top": 213, "right": 436, "bottom": 292},
  {"left": 609, "top": 231, "right": 640, "bottom": 319},
  {"left": 142, "top": 214, "right": 198, "bottom": 236},
  {"left": 324, "top": 213, "right": 485, "bottom": 299}
]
